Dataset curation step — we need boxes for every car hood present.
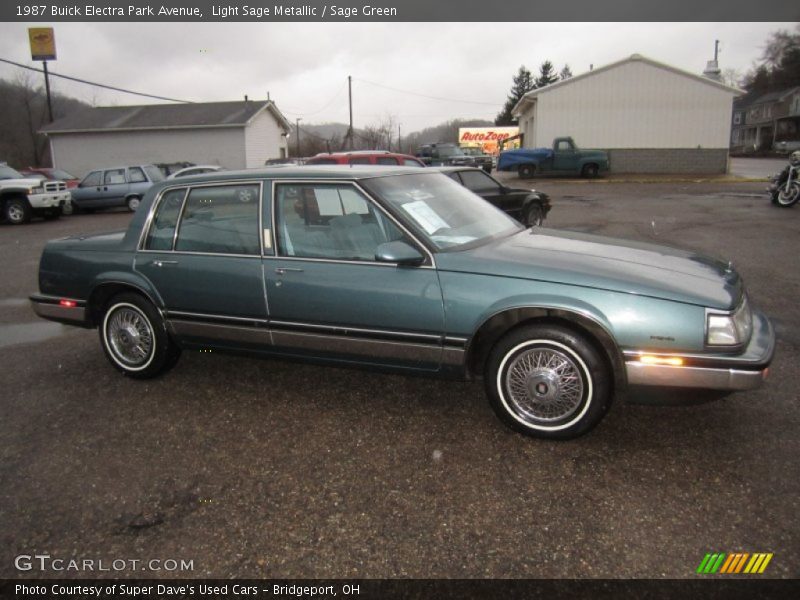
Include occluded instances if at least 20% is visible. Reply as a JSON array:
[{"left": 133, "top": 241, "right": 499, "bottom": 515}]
[
  {"left": 436, "top": 228, "right": 741, "bottom": 309},
  {"left": 1, "top": 177, "right": 43, "bottom": 188}
]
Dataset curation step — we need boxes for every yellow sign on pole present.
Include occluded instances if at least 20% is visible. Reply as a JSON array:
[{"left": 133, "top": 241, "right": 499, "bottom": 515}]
[{"left": 29, "top": 28, "right": 56, "bottom": 61}]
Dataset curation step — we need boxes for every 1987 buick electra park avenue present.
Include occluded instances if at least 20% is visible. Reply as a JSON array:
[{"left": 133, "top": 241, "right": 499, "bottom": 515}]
[{"left": 30, "top": 167, "right": 775, "bottom": 439}]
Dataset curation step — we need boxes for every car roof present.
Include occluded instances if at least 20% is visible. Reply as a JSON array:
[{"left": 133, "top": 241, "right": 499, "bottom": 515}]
[
  {"left": 309, "top": 151, "right": 418, "bottom": 159},
  {"left": 428, "top": 166, "right": 483, "bottom": 174},
  {"left": 159, "top": 165, "right": 434, "bottom": 183}
]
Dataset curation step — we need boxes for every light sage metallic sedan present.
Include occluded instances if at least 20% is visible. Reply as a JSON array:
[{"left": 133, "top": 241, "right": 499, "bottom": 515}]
[{"left": 30, "top": 167, "right": 775, "bottom": 439}]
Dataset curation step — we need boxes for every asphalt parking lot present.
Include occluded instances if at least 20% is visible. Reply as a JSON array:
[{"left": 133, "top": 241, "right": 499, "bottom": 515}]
[{"left": 1, "top": 180, "right": 798, "bottom": 579}]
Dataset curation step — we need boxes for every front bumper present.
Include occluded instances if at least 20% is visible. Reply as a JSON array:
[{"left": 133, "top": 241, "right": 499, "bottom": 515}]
[
  {"left": 624, "top": 310, "right": 775, "bottom": 391},
  {"left": 30, "top": 293, "right": 88, "bottom": 327},
  {"left": 29, "top": 192, "right": 72, "bottom": 210}
]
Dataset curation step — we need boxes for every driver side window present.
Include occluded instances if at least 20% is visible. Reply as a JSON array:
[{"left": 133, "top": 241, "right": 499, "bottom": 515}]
[{"left": 82, "top": 171, "right": 102, "bottom": 187}]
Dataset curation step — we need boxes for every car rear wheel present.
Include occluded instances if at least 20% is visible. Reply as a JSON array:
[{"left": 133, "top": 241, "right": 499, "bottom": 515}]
[
  {"left": 485, "top": 324, "right": 613, "bottom": 439},
  {"left": 518, "top": 164, "right": 536, "bottom": 179},
  {"left": 581, "top": 163, "right": 599, "bottom": 178},
  {"left": 100, "top": 292, "right": 180, "bottom": 379},
  {"left": 126, "top": 196, "right": 142, "bottom": 212},
  {"left": 4, "top": 197, "right": 32, "bottom": 225}
]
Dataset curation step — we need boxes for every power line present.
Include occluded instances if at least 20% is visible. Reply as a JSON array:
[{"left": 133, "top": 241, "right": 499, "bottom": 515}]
[
  {"left": 282, "top": 81, "right": 348, "bottom": 117},
  {"left": 353, "top": 77, "right": 501, "bottom": 106},
  {"left": 0, "top": 57, "right": 194, "bottom": 103}
]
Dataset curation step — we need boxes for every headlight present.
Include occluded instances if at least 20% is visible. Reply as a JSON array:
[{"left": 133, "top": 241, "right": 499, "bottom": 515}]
[
  {"left": 28, "top": 186, "right": 44, "bottom": 195},
  {"left": 707, "top": 295, "right": 752, "bottom": 346}
]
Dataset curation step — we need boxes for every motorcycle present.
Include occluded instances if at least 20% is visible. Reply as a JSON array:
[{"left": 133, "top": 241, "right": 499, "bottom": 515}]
[{"left": 768, "top": 152, "right": 800, "bottom": 208}]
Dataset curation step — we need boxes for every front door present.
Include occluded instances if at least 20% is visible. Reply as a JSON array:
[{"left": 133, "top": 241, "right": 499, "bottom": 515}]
[
  {"left": 135, "top": 183, "right": 268, "bottom": 349},
  {"left": 265, "top": 181, "right": 445, "bottom": 370},
  {"left": 552, "top": 139, "right": 579, "bottom": 171},
  {"left": 99, "top": 168, "right": 130, "bottom": 206}
]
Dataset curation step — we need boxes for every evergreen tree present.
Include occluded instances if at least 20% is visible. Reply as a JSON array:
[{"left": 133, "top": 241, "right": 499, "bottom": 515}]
[
  {"left": 559, "top": 64, "right": 573, "bottom": 80},
  {"left": 535, "top": 61, "right": 559, "bottom": 88},
  {"left": 742, "top": 26, "right": 800, "bottom": 93},
  {"left": 495, "top": 65, "right": 534, "bottom": 126}
]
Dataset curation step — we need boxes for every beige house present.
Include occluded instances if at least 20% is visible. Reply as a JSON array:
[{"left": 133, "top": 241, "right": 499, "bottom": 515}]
[
  {"left": 40, "top": 100, "right": 291, "bottom": 177},
  {"left": 512, "top": 54, "right": 743, "bottom": 173}
]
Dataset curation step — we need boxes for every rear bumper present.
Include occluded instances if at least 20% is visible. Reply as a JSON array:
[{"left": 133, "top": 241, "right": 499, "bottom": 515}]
[
  {"left": 624, "top": 311, "right": 775, "bottom": 391},
  {"left": 30, "top": 293, "right": 89, "bottom": 327}
]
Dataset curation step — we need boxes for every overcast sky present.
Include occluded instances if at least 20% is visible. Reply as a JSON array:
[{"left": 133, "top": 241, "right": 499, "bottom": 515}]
[{"left": 0, "top": 22, "right": 791, "bottom": 132}]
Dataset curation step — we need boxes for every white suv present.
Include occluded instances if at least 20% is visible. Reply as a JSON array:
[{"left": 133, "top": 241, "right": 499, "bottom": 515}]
[{"left": 0, "top": 163, "right": 72, "bottom": 224}]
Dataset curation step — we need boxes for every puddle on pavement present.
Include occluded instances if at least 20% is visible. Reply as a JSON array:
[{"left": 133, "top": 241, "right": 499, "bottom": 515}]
[
  {"left": 0, "top": 322, "right": 72, "bottom": 349},
  {"left": 0, "top": 298, "right": 29, "bottom": 307}
]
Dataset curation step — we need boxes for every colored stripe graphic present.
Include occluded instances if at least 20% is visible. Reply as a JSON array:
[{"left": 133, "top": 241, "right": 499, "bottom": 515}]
[{"left": 700, "top": 552, "right": 774, "bottom": 574}]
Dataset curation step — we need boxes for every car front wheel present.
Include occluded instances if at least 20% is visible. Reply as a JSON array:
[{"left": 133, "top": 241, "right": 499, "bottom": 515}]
[
  {"left": 100, "top": 292, "right": 180, "bottom": 379},
  {"left": 4, "top": 197, "right": 32, "bottom": 224},
  {"left": 525, "top": 203, "right": 545, "bottom": 227},
  {"left": 485, "top": 324, "right": 613, "bottom": 439}
]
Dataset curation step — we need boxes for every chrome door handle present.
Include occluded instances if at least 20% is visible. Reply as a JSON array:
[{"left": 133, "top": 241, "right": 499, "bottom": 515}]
[
  {"left": 275, "top": 267, "right": 303, "bottom": 274},
  {"left": 152, "top": 259, "right": 179, "bottom": 267}
]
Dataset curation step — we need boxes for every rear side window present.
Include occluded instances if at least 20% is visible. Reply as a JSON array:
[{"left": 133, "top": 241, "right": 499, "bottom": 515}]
[
  {"left": 104, "top": 169, "right": 126, "bottom": 185},
  {"left": 376, "top": 157, "right": 399, "bottom": 165},
  {"left": 144, "top": 189, "right": 186, "bottom": 251},
  {"left": 128, "top": 167, "right": 147, "bottom": 183},
  {"left": 348, "top": 157, "right": 372, "bottom": 165},
  {"left": 307, "top": 158, "right": 338, "bottom": 165},
  {"left": 175, "top": 184, "right": 260, "bottom": 255},
  {"left": 403, "top": 158, "right": 424, "bottom": 167}
]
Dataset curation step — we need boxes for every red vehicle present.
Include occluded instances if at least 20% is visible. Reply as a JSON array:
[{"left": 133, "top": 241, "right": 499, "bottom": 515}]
[
  {"left": 21, "top": 167, "right": 81, "bottom": 189},
  {"left": 305, "top": 151, "right": 425, "bottom": 167}
]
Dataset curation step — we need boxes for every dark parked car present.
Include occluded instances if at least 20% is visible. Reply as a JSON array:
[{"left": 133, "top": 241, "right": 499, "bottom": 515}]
[
  {"left": 30, "top": 167, "right": 774, "bottom": 439},
  {"left": 437, "top": 166, "right": 551, "bottom": 227},
  {"left": 305, "top": 151, "right": 425, "bottom": 167},
  {"left": 416, "top": 143, "right": 476, "bottom": 167},
  {"left": 460, "top": 147, "right": 493, "bottom": 173},
  {"left": 71, "top": 165, "right": 164, "bottom": 213}
]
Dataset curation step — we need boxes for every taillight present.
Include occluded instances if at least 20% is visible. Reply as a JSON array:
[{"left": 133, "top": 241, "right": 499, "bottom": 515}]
[{"left": 59, "top": 299, "right": 77, "bottom": 308}]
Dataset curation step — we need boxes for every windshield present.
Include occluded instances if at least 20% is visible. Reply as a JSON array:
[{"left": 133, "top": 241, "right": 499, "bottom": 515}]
[
  {"left": 0, "top": 165, "right": 24, "bottom": 180},
  {"left": 437, "top": 146, "right": 465, "bottom": 158},
  {"left": 365, "top": 173, "right": 522, "bottom": 251},
  {"left": 50, "top": 169, "right": 76, "bottom": 179}
]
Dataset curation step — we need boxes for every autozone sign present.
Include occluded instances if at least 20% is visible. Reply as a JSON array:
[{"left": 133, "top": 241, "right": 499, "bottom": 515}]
[{"left": 459, "top": 127, "right": 519, "bottom": 143}]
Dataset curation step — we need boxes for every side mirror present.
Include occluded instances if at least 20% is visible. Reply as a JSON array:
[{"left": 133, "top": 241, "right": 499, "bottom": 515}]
[{"left": 375, "top": 241, "right": 424, "bottom": 266}]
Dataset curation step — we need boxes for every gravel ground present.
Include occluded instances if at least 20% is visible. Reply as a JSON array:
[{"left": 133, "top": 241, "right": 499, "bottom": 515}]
[{"left": 0, "top": 181, "right": 798, "bottom": 579}]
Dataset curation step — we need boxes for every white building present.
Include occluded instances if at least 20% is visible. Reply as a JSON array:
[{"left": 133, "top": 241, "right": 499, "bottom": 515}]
[
  {"left": 512, "top": 54, "right": 743, "bottom": 173},
  {"left": 41, "top": 100, "right": 291, "bottom": 177}
]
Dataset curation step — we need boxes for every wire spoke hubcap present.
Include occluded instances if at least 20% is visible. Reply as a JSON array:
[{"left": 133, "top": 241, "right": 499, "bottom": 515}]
[
  {"left": 108, "top": 308, "right": 153, "bottom": 366},
  {"left": 505, "top": 347, "right": 585, "bottom": 422}
]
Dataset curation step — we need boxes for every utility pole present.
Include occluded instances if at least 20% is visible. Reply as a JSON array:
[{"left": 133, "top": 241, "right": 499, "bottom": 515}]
[
  {"left": 347, "top": 75, "right": 353, "bottom": 150},
  {"left": 295, "top": 117, "right": 302, "bottom": 157},
  {"left": 42, "top": 61, "right": 54, "bottom": 122},
  {"left": 714, "top": 39, "right": 719, "bottom": 62},
  {"left": 398, "top": 124, "right": 401, "bottom": 153},
  {"left": 28, "top": 28, "right": 57, "bottom": 123}
]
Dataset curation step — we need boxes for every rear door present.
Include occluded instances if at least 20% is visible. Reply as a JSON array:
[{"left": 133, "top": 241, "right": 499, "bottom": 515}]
[
  {"left": 135, "top": 182, "right": 268, "bottom": 349},
  {"left": 100, "top": 168, "right": 130, "bottom": 206}
]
